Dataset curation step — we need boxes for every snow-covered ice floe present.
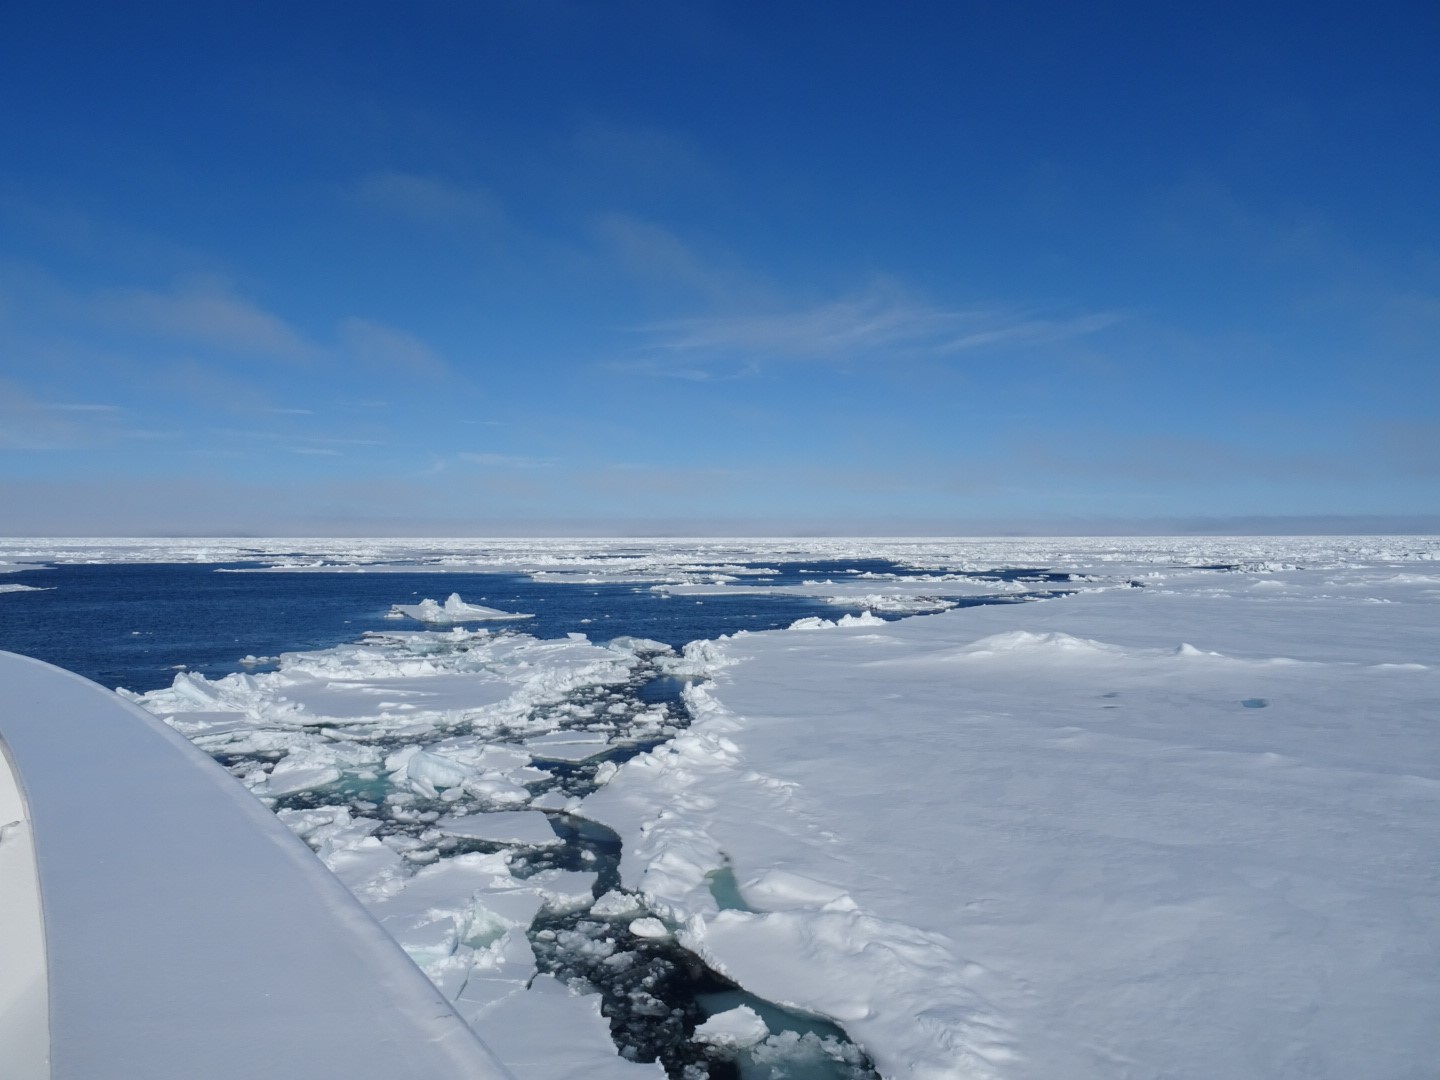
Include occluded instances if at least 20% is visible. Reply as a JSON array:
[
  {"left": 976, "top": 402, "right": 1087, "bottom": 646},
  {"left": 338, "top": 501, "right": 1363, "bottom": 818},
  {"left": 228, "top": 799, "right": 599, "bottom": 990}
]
[
  {"left": 389, "top": 592, "right": 534, "bottom": 623},
  {"left": 583, "top": 553, "right": 1440, "bottom": 1080}
]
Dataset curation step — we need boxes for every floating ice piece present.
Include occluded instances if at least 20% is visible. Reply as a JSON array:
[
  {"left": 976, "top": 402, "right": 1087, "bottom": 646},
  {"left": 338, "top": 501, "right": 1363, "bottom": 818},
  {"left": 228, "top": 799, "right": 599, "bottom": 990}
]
[
  {"left": 390, "top": 748, "right": 473, "bottom": 795},
  {"left": 0, "top": 583, "right": 50, "bottom": 593},
  {"left": 627, "top": 916, "right": 670, "bottom": 939},
  {"left": 524, "top": 730, "right": 611, "bottom": 762},
  {"left": 590, "top": 890, "right": 645, "bottom": 918},
  {"left": 529, "top": 869, "right": 598, "bottom": 912},
  {"left": 474, "top": 973, "right": 666, "bottom": 1079},
  {"left": 605, "top": 635, "right": 674, "bottom": 656},
  {"left": 693, "top": 1005, "right": 769, "bottom": 1049},
  {"left": 438, "top": 810, "right": 562, "bottom": 847},
  {"left": 261, "top": 757, "right": 341, "bottom": 796},
  {"left": 389, "top": 593, "right": 534, "bottom": 623}
]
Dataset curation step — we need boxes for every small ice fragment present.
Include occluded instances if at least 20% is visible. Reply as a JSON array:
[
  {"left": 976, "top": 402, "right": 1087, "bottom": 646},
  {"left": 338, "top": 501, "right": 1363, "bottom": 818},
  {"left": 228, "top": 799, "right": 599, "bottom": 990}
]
[
  {"left": 523, "top": 730, "right": 610, "bottom": 763},
  {"left": 593, "top": 761, "right": 620, "bottom": 785},
  {"left": 693, "top": 1005, "right": 769, "bottom": 1049},
  {"left": 627, "top": 917, "right": 669, "bottom": 939},
  {"left": 437, "top": 810, "right": 562, "bottom": 847},
  {"left": 591, "top": 891, "right": 644, "bottom": 918},
  {"left": 1241, "top": 698, "right": 1269, "bottom": 709}
]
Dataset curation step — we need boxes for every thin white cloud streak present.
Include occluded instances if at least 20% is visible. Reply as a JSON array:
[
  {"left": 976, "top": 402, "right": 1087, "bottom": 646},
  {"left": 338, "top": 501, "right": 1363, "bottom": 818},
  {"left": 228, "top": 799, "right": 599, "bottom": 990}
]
[
  {"left": 339, "top": 317, "right": 451, "bottom": 378},
  {"left": 590, "top": 213, "right": 758, "bottom": 304},
  {"left": 0, "top": 380, "right": 85, "bottom": 450},
  {"left": 632, "top": 285, "right": 1122, "bottom": 373},
  {"left": 458, "top": 452, "right": 553, "bottom": 469},
  {"left": 571, "top": 120, "right": 717, "bottom": 192},
  {"left": 0, "top": 380, "right": 140, "bottom": 450},
  {"left": 91, "top": 278, "right": 317, "bottom": 360},
  {"left": 933, "top": 312, "right": 1122, "bottom": 354},
  {"left": 353, "top": 172, "right": 505, "bottom": 229},
  {"left": 20, "top": 257, "right": 453, "bottom": 380}
]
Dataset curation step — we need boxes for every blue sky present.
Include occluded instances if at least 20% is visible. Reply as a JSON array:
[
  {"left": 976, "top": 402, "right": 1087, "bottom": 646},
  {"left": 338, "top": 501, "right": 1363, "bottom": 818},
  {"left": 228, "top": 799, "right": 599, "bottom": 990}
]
[{"left": 1, "top": 1, "right": 1436, "bottom": 535}]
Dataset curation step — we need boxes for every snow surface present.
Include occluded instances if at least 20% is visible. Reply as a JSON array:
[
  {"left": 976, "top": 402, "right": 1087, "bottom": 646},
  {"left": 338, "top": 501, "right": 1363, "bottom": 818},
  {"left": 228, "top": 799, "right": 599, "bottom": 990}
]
[{"left": 0, "top": 734, "right": 47, "bottom": 1080}]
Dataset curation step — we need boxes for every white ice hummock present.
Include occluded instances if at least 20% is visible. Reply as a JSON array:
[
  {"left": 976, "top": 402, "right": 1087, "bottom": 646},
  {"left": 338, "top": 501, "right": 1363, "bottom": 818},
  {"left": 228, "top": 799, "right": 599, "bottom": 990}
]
[{"left": 390, "top": 593, "right": 534, "bottom": 623}]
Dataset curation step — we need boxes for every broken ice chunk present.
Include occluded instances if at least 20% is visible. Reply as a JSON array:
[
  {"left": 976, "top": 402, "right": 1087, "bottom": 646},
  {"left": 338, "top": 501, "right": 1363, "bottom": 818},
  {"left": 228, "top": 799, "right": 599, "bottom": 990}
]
[
  {"left": 693, "top": 1005, "right": 769, "bottom": 1049},
  {"left": 627, "top": 917, "right": 670, "bottom": 939},
  {"left": 388, "top": 593, "right": 534, "bottom": 623},
  {"left": 436, "top": 810, "right": 562, "bottom": 847},
  {"left": 590, "top": 890, "right": 645, "bottom": 918},
  {"left": 523, "top": 730, "right": 611, "bottom": 763}
]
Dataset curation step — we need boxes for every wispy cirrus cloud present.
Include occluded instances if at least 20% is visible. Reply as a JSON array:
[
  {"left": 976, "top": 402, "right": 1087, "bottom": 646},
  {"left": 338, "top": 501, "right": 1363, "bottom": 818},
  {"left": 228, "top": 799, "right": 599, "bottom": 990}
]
[
  {"left": 90, "top": 278, "right": 317, "bottom": 360},
  {"left": 626, "top": 283, "right": 1122, "bottom": 376},
  {"left": 571, "top": 120, "right": 718, "bottom": 193},
  {"left": 288, "top": 446, "right": 342, "bottom": 456},
  {"left": 353, "top": 171, "right": 505, "bottom": 230},
  {"left": 0, "top": 382, "right": 153, "bottom": 450},
  {"left": 339, "top": 316, "right": 451, "bottom": 378},
  {"left": 458, "top": 451, "right": 553, "bottom": 469},
  {"left": 0, "top": 380, "right": 88, "bottom": 450}
]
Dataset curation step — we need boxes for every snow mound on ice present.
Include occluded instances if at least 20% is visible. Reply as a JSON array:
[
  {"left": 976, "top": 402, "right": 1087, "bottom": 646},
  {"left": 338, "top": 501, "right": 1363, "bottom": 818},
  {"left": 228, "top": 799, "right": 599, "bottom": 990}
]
[
  {"left": 787, "top": 611, "right": 887, "bottom": 630},
  {"left": 956, "top": 629, "right": 1127, "bottom": 656}
]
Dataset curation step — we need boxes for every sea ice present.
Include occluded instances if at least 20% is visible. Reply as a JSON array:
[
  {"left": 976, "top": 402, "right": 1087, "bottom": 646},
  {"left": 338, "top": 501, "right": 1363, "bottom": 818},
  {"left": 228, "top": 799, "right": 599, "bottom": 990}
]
[
  {"left": 390, "top": 593, "right": 534, "bottom": 623},
  {"left": 585, "top": 551, "right": 1440, "bottom": 1080},
  {"left": 438, "top": 810, "right": 562, "bottom": 847},
  {"left": 627, "top": 916, "right": 670, "bottom": 939},
  {"left": 693, "top": 1005, "right": 769, "bottom": 1049},
  {"left": 87, "top": 535, "right": 1440, "bottom": 1079},
  {"left": 524, "top": 730, "right": 613, "bottom": 762}
]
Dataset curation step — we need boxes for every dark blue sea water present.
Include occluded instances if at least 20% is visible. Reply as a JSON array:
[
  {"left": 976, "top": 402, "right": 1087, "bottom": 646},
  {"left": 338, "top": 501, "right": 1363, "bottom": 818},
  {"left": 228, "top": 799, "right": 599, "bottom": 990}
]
[{"left": 0, "top": 562, "right": 882, "bottom": 692}]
